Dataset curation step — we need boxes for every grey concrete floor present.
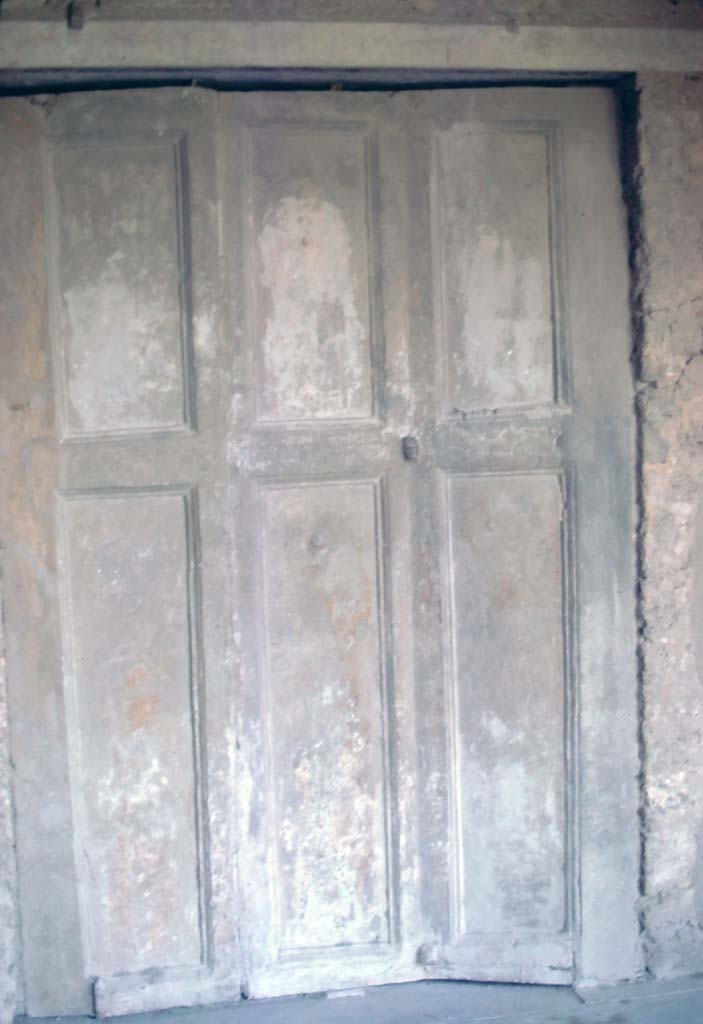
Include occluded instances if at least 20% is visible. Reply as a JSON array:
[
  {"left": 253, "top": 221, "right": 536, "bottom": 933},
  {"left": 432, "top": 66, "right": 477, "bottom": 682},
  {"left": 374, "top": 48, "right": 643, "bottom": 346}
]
[{"left": 26, "top": 978, "right": 703, "bottom": 1024}]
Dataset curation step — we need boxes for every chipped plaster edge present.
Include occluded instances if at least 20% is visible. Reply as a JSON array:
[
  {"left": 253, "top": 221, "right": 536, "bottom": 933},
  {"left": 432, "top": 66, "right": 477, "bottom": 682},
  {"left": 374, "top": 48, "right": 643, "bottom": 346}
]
[
  {"left": 632, "top": 71, "right": 703, "bottom": 980},
  {"left": 0, "top": 550, "right": 21, "bottom": 1024},
  {"left": 616, "top": 75, "right": 653, "bottom": 976}
]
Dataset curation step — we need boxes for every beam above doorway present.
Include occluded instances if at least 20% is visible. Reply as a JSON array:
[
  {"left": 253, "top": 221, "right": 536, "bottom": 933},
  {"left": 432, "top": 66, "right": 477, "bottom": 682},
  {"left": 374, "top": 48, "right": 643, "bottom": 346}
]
[{"left": 0, "top": 19, "right": 702, "bottom": 73}]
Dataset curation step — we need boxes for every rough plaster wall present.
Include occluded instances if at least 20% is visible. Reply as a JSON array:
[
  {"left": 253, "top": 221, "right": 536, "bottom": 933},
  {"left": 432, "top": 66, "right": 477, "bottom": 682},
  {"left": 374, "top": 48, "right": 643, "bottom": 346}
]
[
  {"left": 637, "top": 72, "right": 703, "bottom": 979},
  {"left": 0, "top": 20, "right": 702, "bottom": 1022},
  {"left": 0, "top": 103, "right": 28, "bottom": 1024},
  {"left": 0, "top": 98, "right": 49, "bottom": 1024},
  {"left": 0, "top": 562, "right": 18, "bottom": 1024},
  {"left": 3, "top": 0, "right": 703, "bottom": 28}
]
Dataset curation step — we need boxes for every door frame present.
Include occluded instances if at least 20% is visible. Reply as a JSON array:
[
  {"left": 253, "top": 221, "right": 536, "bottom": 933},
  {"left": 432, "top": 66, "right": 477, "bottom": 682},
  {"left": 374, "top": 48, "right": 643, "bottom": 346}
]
[{"left": 0, "top": 48, "right": 649, "bottom": 1014}]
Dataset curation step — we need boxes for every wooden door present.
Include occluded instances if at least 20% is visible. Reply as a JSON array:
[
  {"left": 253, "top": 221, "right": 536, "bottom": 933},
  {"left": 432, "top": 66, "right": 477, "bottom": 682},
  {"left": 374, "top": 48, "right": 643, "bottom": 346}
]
[
  {"left": 1, "top": 90, "right": 243, "bottom": 1017},
  {"left": 0, "top": 86, "right": 639, "bottom": 1017}
]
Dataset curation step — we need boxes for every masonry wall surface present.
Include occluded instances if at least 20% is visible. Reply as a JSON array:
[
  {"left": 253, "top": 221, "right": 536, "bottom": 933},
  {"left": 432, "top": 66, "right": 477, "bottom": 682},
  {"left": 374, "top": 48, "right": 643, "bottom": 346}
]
[
  {"left": 1, "top": 13, "right": 703, "bottom": 1024},
  {"left": 3, "top": 0, "right": 703, "bottom": 28},
  {"left": 637, "top": 72, "right": 703, "bottom": 980},
  {"left": 0, "top": 103, "right": 34, "bottom": 1024},
  {"left": 0, "top": 564, "right": 18, "bottom": 1024},
  {"left": 0, "top": 98, "right": 51, "bottom": 1024}
]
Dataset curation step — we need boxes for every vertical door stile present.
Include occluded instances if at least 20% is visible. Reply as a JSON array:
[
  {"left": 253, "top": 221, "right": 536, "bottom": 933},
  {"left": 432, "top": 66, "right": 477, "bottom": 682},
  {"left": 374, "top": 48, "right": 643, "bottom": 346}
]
[{"left": 223, "top": 91, "right": 422, "bottom": 999}]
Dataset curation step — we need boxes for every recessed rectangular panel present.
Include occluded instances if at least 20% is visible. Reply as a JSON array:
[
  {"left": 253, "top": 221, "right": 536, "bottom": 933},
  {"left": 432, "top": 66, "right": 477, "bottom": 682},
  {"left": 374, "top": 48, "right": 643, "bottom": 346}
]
[
  {"left": 434, "top": 127, "right": 556, "bottom": 413},
  {"left": 260, "top": 481, "right": 390, "bottom": 951},
  {"left": 250, "top": 126, "right": 375, "bottom": 422},
  {"left": 446, "top": 473, "right": 567, "bottom": 936},
  {"left": 51, "top": 138, "right": 190, "bottom": 437},
  {"left": 60, "top": 491, "right": 202, "bottom": 975}
]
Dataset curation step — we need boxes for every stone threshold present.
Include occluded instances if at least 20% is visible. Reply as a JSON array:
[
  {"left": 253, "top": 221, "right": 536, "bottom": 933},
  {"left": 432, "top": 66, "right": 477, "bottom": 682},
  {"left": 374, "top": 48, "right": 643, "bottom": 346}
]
[{"left": 20, "top": 977, "right": 703, "bottom": 1024}]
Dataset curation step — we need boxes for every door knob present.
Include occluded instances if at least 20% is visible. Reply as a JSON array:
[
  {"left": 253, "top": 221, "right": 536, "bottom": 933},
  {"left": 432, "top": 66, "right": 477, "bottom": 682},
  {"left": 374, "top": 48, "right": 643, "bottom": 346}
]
[{"left": 401, "top": 436, "right": 420, "bottom": 462}]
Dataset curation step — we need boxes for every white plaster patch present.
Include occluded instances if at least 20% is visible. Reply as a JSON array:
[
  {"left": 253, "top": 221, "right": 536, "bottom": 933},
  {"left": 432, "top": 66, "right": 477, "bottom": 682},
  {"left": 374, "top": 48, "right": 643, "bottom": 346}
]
[
  {"left": 64, "top": 269, "right": 183, "bottom": 433},
  {"left": 257, "top": 195, "right": 371, "bottom": 420},
  {"left": 456, "top": 231, "right": 550, "bottom": 407}
]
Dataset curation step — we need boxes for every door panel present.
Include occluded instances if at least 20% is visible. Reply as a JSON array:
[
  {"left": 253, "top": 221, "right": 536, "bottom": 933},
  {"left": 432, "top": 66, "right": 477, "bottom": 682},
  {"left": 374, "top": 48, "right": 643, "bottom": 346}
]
[
  {"left": 394, "top": 86, "right": 637, "bottom": 984},
  {"left": 58, "top": 488, "right": 205, "bottom": 977},
  {"left": 220, "top": 92, "right": 418, "bottom": 999},
  {"left": 249, "top": 124, "right": 376, "bottom": 423},
  {"left": 0, "top": 85, "right": 639, "bottom": 1015},
  {"left": 4, "top": 90, "right": 242, "bottom": 1017},
  {"left": 50, "top": 134, "right": 193, "bottom": 439},
  {"left": 258, "top": 479, "right": 391, "bottom": 953},
  {"left": 444, "top": 472, "right": 567, "bottom": 941},
  {"left": 433, "top": 125, "right": 558, "bottom": 413}
]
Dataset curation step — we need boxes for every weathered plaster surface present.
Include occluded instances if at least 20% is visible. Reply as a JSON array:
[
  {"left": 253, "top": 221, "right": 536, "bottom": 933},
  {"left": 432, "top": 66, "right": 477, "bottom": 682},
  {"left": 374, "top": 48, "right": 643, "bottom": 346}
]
[
  {"left": 0, "top": 14, "right": 702, "bottom": 1021},
  {"left": 0, "top": 562, "right": 19, "bottom": 1024},
  {"left": 3, "top": 0, "right": 703, "bottom": 28},
  {"left": 637, "top": 72, "right": 703, "bottom": 979},
  {"left": 0, "top": 97, "right": 56, "bottom": 1024},
  {"left": 0, "top": 101, "right": 38, "bottom": 1024}
]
